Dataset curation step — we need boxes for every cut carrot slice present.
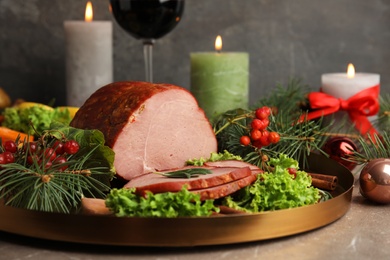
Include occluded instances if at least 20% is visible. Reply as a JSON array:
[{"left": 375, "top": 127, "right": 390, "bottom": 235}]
[{"left": 0, "top": 126, "right": 34, "bottom": 143}]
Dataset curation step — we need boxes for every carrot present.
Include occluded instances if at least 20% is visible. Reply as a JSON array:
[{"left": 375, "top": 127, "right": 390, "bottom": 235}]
[{"left": 0, "top": 126, "right": 34, "bottom": 143}]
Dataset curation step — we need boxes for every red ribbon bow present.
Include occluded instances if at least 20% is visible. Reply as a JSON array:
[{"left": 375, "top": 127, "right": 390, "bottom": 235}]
[{"left": 300, "top": 85, "right": 380, "bottom": 138}]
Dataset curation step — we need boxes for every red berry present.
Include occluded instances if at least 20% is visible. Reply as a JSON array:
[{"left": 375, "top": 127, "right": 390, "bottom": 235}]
[
  {"left": 25, "top": 142, "right": 38, "bottom": 154},
  {"left": 38, "top": 159, "right": 53, "bottom": 169},
  {"left": 0, "top": 153, "right": 6, "bottom": 164},
  {"left": 3, "top": 151, "right": 15, "bottom": 163},
  {"left": 268, "top": 132, "right": 280, "bottom": 144},
  {"left": 251, "top": 119, "right": 268, "bottom": 130},
  {"left": 43, "top": 160, "right": 53, "bottom": 169},
  {"left": 261, "top": 130, "right": 269, "bottom": 138},
  {"left": 53, "top": 156, "right": 68, "bottom": 171},
  {"left": 52, "top": 140, "right": 64, "bottom": 155},
  {"left": 250, "top": 129, "right": 262, "bottom": 141},
  {"left": 251, "top": 119, "right": 261, "bottom": 130},
  {"left": 252, "top": 140, "right": 262, "bottom": 149},
  {"left": 4, "top": 140, "right": 17, "bottom": 153},
  {"left": 27, "top": 155, "right": 39, "bottom": 165},
  {"left": 255, "top": 106, "right": 272, "bottom": 119},
  {"left": 259, "top": 135, "right": 271, "bottom": 147},
  {"left": 240, "top": 136, "right": 251, "bottom": 146},
  {"left": 43, "top": 148, "right": 57, "bottom": 162},
  {"left": 63, "top": 140, "right": 80, "bottom": 155},
  {"left": 262, "top": 118, "right": 270, "bottom": 129}
]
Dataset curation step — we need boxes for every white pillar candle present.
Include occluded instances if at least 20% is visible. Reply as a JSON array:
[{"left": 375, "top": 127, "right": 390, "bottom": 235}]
[
  {"left": 64, "top": 1, "right": 113, "bottom": 107},
  {"left": 321, "top": 64, "right": 380, "bottom": 99},
  {"left": 320, "top": 64, "right": 380, "bottom": 134}
]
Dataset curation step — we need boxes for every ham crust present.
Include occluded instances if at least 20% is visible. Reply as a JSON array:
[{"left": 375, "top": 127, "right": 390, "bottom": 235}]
[{"left": 70, "top": 81, "right": 218, "bottom": 180}]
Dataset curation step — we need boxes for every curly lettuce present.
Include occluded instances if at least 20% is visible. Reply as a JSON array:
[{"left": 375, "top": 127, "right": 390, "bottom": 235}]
[
  {"left": 106, "top": 187, "right": 219, "bottom": 218},
  {"left": 221, "top": 154, "right": 320, "bottom": 212},
  {"left": 186, "top": 150, "right": 243, "bottom": 166},
  {"left": 2, "top": 106, "right": 71, "bottom": 135}
]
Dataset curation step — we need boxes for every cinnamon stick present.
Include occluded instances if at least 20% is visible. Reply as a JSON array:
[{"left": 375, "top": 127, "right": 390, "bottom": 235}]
[{"left": 308, "top": 173, "right": 338, "bottom": 191}]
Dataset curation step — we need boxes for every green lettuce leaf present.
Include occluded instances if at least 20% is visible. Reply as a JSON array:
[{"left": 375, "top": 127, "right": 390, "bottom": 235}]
[
  {"left": 106, "top": 187, "right": 219, "bottom": 218},
  {"left": 2, "top": 106, "right": 72, "bottom": 135},
  {"left": 221, "top": 154, "right": 320, "bottom": 212},
  {"left": 186, "top": 150, "right": 242, "bottom": 166}
]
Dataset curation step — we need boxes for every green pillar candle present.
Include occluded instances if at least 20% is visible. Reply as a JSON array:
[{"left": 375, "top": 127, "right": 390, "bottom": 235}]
[{"left": 190, "top": 52, "right": 249, "bottom": 120}]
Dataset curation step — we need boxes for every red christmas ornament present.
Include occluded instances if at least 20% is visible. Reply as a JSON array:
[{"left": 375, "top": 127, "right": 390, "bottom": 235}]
[{"left": 322, "top": 137, "right": 358, "bottom": 171}]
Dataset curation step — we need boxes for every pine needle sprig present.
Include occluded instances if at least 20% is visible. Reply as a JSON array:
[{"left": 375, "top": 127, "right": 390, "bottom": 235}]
[
  {"left": 213, "top": 107, "right": 331, "bottom": 170},
  {"left": 0, "top": 126, "right": 114, "bottom": 213},
  {"left": 347, "top": 132, "right": 390, "bottom": 165},
  {"left": 212, "top": 78, "right": 342, "bottom": 170},
  {"left": 0, "top": 157, "right": 111, "bottom": 213},
  {"left": 251, "top": 78, "right": 309, "bottom": 119},
  {"left": 264, "top": 111, "right": 331, "bottom": 167},
  {"left": 373, "top": 94, "right": 390, "bottom": 135}
]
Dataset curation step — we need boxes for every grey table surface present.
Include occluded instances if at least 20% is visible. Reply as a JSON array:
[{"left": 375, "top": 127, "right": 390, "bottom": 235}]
[{"left": 0, "top": 176, "right": 389, "bottom": 260}]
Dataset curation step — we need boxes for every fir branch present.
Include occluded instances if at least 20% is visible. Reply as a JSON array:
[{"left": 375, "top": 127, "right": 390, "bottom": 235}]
[
  {"left": 373, "top": 94, "right": 390, "bottom": 135},
  {"left": 251, "top": 78, "right": 309, "bottom": 117},
  {"left": 0, "top": 131, "right": 112, "bottom": 213},
  {"left": 212, "top": 79, "right": 341, "bottom": 170},
  {"left": 347, "top": 132, "right": 390, "bottom": 165}
]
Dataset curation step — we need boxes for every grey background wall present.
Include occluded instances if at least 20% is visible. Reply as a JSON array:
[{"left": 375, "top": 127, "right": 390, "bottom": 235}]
[{"left": 0, "top": 0, "right": 389, "bottom": 106}]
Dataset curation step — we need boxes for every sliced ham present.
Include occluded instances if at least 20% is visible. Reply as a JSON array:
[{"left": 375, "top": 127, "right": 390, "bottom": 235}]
[
  {"left": 125, "top": 166, "right": 252, "bottom": 195},
  {"left": 192, "top": 173, "right": 258, "bottom": 200},
  {"left": 204, "top": 160, "right": 262, "bottom": 171},
  {"left": 70, "top": 81, "right": 217, "bottom": 180}
]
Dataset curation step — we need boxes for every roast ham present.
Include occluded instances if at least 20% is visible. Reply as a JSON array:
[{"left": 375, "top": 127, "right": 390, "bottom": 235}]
[{"left": 70, "top": 81, "right": 218, "bottom": 180}]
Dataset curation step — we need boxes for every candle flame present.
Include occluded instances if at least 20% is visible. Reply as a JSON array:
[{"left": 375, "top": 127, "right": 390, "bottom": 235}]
[
  {"left": 85, "top": 1, "right": 93, "bottom": 22},
  {"left": 215, "top": 35, "right": 222, "bottom": 52},
  {"left": 347, "top": 63, "right": 355, "bottom": 78}
]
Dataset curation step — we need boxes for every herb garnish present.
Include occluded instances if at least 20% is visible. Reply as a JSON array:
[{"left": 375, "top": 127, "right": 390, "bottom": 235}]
[{"left": 157, "top": 168, "right": 212, "bottom": 178}]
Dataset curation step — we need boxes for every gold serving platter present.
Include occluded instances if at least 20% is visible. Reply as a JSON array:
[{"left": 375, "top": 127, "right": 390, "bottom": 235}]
[{"left": 0, "top": 153, "right": 354, "bottom": 247}]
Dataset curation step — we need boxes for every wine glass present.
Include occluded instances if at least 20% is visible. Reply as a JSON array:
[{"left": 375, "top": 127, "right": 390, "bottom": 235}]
[{"left": 110, "top": 0, "right": 185, "bottom": 82}]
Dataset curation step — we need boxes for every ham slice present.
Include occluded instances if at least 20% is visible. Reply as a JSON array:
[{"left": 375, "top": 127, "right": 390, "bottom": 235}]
[
  {"left": 125, "top": 166, "right": 252, "bottom": 195},
  {"left": 192, "top": 173, "right": 258, "bottom": 200},
  {"left": 70, "top": 81, "right": 218, "bottom": 180},
  {"left": 204, "top": 160, "right": 262, "bottom": 171}
]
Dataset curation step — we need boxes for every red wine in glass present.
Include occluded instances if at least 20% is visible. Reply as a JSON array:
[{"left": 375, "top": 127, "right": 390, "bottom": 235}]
[{"left": 110, "top": 0, "right": 185, "bottom": 82}]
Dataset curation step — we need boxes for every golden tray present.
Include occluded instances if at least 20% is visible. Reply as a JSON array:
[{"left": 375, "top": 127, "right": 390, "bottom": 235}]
[{"left": 0, "top": 153, "right": 354, "bottom": 247}]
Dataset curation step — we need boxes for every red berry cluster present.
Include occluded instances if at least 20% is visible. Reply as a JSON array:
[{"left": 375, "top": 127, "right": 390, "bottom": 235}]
[
  {"left": 0, "top": 139, "right": 80, "bottom": 172},
  {"left": 0, "top": 140, "right": 18, "bottom": 164},
  {"left": 239, "top": 106, "right": 280, "bottom": 148}
]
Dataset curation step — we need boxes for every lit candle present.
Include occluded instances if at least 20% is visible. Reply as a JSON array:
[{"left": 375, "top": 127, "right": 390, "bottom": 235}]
[
  {"left": 322, "top": 63, "right": 380, "bottom": 100},
  {"left": 190, "top": 36, "right": 249, "bottom": 119},
  {"left": 320, "top": 63, "right": 380, "bottom": 135},
  {"left": 64, "top": 1, "right": 113, "bottom": 107}
]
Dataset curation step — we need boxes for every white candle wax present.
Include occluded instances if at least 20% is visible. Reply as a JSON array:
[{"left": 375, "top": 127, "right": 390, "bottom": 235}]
[
  {"left": 64, "top": 20, "right": 113, "bottom": 107},
  {"left": 321, "top": 73, "right": 380, "bottom": 100}
]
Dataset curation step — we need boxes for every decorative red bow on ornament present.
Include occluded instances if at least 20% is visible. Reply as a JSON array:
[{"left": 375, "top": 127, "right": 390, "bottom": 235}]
[{"left": 299, "top": 85, "right": 380, "bottom": 138}]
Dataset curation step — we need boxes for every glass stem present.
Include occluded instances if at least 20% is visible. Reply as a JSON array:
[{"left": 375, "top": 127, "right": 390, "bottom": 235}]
[{"left": 143, "top": 39, "right": 155, "bottom": 82}]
